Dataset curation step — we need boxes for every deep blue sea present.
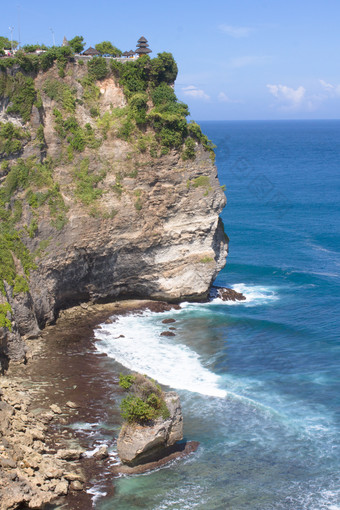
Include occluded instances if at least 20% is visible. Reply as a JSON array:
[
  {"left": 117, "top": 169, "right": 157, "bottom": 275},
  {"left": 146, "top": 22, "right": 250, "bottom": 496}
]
[{"left": 92, "top": 120, "right": 340, "bottom": 509}]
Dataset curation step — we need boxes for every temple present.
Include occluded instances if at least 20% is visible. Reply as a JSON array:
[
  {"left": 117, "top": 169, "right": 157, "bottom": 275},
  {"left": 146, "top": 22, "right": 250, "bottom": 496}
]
[{"left": 135, "top": 36, "right": 152, "bottom": 57}]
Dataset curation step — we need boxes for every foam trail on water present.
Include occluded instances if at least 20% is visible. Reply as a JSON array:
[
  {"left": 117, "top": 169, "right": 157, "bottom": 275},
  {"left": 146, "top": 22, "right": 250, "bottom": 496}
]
[
  {"left": 94, "top": 313, "right": 226, "bottom": 398},
  {"left": 231, "top": 283, "right": 278, "bottom": 305}
]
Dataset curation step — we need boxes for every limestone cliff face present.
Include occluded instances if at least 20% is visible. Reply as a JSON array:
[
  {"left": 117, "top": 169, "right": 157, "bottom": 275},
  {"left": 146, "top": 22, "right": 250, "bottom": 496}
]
[{"left": 0, "top": 59, "right": 228, "bottom": 363}]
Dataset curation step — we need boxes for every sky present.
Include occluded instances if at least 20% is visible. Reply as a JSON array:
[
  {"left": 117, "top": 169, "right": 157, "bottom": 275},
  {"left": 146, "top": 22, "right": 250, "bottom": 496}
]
[{"left": 2, "top": 0, "right": 340, "bottom": 120}]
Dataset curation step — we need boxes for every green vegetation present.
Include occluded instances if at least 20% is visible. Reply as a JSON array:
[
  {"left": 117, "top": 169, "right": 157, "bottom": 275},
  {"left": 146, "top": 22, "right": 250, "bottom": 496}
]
[
  {"left": 80, "top": 75, "right": 101, "bottom": 107},
  {"left": 0, "top": 45, "right": 73, "bottom": 74},
  {"left": 53, "top": 109, "right": 101, "bottom": 152},
  {"left": 43, "top": 79, "right": 76, "bottom": 112},
  {"left": 119, "top": 373, "right": 135, "bottom": 390},
  {"left": 0, "top": 122, "right": 30, "bottom": 156},
  {"left": 182, "top": 136, "right": 196, "bottom": 160},
  {"left": 22, "top": 44, "right": 48, "bottom": 53},
  {"left": 0, "top": 42, "right": 214, "bottom": 157},
  {"left": 13, "top": 275, "right": 29, "bottom": 294},
  {"left": 0, "top": 36, "right": 18, "bottom": 51},
  {"left": 188, "top": 121, "right": 216, "bottom": 161},
  {"left": 0, "top": 302, "right": 12, "bottom": 330},
  {"left": 200, "top": 256, "right": 214, "bottom": 263},
  {"left": 111, "top": 172, "right": 124, "bottom": 197},
  {"left": 36, "top": 125, "right": 46, "bottom": 150},
  {"left": 108, "top": 53, "right": 215, "bottom": 157},
  {"left": 74, "top": 157, "right": 106, "bottom": 205},
  {"left": 190, "top": 175, "right": 210, "bottom": 188},
  {"left": 0, "top": 41, "right": 217, "bottom": 335},
  {"left": 95, "top": 41, "right": 122, "bottom": 57},
  {"left": 119, "top": 373, "right": 170, "bottom": 424},
  {"left": 0, "top": 72, "right": 36, "bottom": 123},
  {"left": 0, "top": 155, "right": 68, "bottom": 318},
  {"left": 0, "top": 156, "right": 68, "bottom": 234},
  {"left": 87, "top": 57, "right": 108, "bottom": 81},
  {"left": 69, "top": 35, "right": 85, "bottom": 54}
]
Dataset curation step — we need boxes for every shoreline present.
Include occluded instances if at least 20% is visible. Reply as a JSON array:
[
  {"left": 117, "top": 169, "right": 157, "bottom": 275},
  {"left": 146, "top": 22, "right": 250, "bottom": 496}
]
[
  {"left": 0, "top": 299, "right": 184, "bottom": 510},
  {"left": 0, "top": 288, "right": 245, "bottom": 509}
]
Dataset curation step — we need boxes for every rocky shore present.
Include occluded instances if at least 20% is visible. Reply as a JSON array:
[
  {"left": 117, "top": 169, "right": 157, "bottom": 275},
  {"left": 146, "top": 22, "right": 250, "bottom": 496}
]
[
  {"left": 0, "top": 371, "right": 86, "bottom": 509},
  {"left": 0, "top": 299, "right": 190, "bottom": 509},
  {"left": 0, "top": 289, "right": 245, "bottom": 509}
]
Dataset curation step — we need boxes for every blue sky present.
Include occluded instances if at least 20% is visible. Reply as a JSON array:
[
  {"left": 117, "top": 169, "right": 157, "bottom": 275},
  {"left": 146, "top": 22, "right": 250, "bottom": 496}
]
[{"left": 2, "top": 0, "right": 340, "bottom": 120}]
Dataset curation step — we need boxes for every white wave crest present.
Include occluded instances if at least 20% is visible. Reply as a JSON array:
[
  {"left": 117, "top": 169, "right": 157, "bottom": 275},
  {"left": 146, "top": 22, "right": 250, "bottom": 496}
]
[
  {"left": 94, "top": 313, "right": 226, "bottom": 398},
  {"left": 230, "top": 283, "right": 278, "bottom": 305}
]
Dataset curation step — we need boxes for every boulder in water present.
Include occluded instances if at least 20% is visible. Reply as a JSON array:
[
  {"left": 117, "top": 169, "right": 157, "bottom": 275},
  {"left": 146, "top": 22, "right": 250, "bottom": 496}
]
[{"left": 117, "top": 391, "right": 183, "bottom": 466}]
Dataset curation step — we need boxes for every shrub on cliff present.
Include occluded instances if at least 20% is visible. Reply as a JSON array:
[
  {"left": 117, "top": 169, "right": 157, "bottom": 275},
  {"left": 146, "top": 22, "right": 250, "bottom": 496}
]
[
  {"left": 119, "top": 373, "right": 170, "bottom": 424},
  {"left": 95, "top": 41, "right": 122, "bottom": 57},
  {"left": 0, "top": 122, "right": 30, "bottom": 156},
  {"left": 87, "top": 57, "right": 108, "bottom": 81}
]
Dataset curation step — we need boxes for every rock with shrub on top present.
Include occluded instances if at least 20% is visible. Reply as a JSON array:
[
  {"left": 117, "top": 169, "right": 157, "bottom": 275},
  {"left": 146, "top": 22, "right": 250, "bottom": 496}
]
[{"left": 117, "top": 373, "right": 183, "bottom": 466}]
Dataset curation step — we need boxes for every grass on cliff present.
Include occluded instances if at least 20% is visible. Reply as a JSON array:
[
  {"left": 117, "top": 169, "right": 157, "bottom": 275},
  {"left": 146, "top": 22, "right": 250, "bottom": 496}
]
[
  {"left": 0, "top": 72, "right": 36, "bottom": 123},
  {"left": 74, "top": 157, "right": 106, "bottom": 205},
  {"left": 119, "top": 373, "right": 170, "bottom": 424},
  {"left": 0, "top": 122, "right": 30, "bottom": 156},
  {"left": 0, "top": 154, "right": 70, "bottom": 329},
  {"left": 43, "top": 79, "right": 76, "bottom": 113}
]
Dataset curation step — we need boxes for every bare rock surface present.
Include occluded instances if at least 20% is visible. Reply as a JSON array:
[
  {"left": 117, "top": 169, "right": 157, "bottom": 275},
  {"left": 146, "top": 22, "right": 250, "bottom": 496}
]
[
  {"left": 114, "top": 440, "right": 199, "bottom": 475},
  {"left": 0, "top": 61, "right": 228, "bottom": 364},
  {"left": 117, "top": 391, "right": 183, "bottom": 467},
  {"left": 0, "top": 375, "right": 85, "bottom": 510}
]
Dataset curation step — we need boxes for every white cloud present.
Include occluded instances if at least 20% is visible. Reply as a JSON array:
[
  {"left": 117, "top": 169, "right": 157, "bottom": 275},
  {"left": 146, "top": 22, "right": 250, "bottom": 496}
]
[
  {"left": 319, "top": 79, "right": 340, "bottom": 96},
  {"left": 267, "top": 84, "right": 306, "bottom": 109},
  {"left": 218, "top": 92, "right": 243, "bottom": 104},
  {"left": 219, "top": 25, "right": 253, "bottom": 38},
  {"left": 267, "top": 80, "right": 340, "bottom": 112},
  {"left": 182, "top": 85, "right": 210, "bottom": 101},
  {"left": 230, "top": 55, "right": 271, "bottom": 68}
]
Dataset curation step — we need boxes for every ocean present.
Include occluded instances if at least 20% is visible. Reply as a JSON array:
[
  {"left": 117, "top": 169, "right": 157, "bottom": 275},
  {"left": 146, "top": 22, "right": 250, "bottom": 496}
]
[{"left": 91, "top": 120, "right": 340, "bottom": 509}]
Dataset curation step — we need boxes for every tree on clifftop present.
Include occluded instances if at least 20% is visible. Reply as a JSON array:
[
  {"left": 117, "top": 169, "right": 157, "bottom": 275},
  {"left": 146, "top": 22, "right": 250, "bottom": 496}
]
[
  {"left": 95, "top": 41, "right": 122, "bottom": 57},
  {"left": 0, "top": 36, "right": 18, "bottom": 52},
  {"left": 150, "top": 52, "right": 178, "bottom": 85},
  {"left": 69, "top": 36, "right": 85, "bottom": 54}
]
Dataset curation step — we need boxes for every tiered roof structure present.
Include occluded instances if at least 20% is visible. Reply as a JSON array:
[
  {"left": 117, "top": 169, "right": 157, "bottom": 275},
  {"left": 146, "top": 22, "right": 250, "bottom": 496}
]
[{"left": 135, "top": 36, "right": 152, "bottom": 57}]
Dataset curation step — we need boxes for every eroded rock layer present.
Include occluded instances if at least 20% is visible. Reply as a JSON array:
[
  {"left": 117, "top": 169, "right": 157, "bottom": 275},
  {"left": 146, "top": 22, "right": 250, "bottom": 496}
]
[{"left": 0, "top": 58, "right": 228, "bottom": 363}]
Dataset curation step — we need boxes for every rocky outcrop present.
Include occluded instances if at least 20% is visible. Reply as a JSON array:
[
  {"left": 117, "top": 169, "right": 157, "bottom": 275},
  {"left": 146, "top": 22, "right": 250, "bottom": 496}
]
[
  {"left": 117, "top": 391, "right": 183, "bottom": 466},
  {"left": 0, "top": 60, "right": 228, "bottom": 363},
  {"left": 213, "top": 286, "right": 246, "bottom": 302}
]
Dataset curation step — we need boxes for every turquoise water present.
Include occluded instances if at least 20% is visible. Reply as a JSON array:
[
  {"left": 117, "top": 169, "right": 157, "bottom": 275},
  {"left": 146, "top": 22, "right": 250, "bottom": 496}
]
[{"left": 94, "top": 121, "right": 340, "bottom": 509}]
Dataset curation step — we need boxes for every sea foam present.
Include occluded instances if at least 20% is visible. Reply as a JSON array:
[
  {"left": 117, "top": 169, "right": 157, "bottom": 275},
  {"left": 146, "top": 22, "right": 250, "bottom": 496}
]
[{"left": 94, "top": 311, "right": 226, "bottom": 398}]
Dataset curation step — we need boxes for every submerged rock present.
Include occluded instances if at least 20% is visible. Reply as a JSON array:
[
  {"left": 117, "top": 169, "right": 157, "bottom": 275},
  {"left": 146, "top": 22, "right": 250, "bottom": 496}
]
[
  {"left": 117, "top": 391, "right": 183, "bottom": 466},
  {"left": 160, "top": 331, "right": 176, "bottom": 337}
]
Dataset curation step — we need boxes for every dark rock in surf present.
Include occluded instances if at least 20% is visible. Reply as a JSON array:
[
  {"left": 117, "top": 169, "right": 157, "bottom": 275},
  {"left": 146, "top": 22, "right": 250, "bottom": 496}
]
[{"left": 214, "top": 287, "right": 246, "bottom": 302}]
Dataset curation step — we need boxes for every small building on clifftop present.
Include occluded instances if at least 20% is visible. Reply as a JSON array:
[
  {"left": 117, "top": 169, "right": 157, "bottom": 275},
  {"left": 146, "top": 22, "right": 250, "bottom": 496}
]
[{"left": 135, "top": 36, "right": 152, "bottom": 57}]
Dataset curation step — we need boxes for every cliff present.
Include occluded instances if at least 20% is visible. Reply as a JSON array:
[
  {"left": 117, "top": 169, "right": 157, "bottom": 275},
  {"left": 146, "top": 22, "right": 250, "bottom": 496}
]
[{"left": 0, "top": 52, "right": 228, "bottom": 365}]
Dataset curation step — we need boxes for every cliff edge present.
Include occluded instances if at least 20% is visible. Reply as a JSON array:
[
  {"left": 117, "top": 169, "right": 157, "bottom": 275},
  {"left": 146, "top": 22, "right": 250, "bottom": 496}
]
[{"left": 0, "top": 51, "right": 228, "bottom": 365}]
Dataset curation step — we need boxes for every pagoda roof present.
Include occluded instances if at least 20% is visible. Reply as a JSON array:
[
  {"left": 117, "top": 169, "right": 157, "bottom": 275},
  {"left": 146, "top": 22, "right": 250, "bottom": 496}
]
[
  {"left": 135, "top": 47, "right": 152, "bottom": 54},
  {"left": 122, "top": 51, "right": 129, "bottom": 56},
  {"left": 83, "top": 47, "right": 100, "bottom": 56},
  {"left": 137, "top": 36, "right": 148, "bottom": 43}
]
